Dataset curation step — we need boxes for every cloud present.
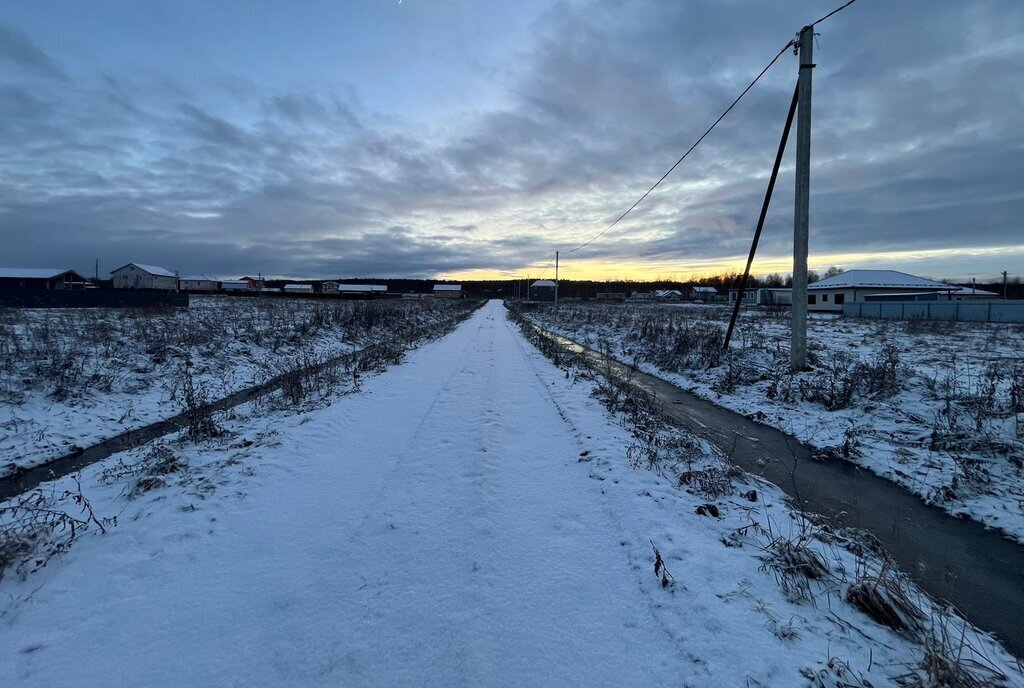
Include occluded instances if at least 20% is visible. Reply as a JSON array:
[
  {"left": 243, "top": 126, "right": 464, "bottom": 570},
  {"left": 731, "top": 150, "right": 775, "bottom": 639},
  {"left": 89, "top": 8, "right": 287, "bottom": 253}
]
[
  {"left": 0, "top": 1, "right": 1021, "bottom": 280},
  {"left": 0, "top": 22, "right": 68, "bottom": 81}
]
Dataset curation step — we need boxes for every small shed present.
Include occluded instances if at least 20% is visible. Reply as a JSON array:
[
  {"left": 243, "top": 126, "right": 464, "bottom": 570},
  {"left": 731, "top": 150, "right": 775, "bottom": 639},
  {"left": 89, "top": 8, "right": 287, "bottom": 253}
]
[
  {"left": 433, "top": 284, "right": 463, "bottom": 299},
  {"left": 111, "top": 263, "right": 177, "bottom": 290},
  {"left": 179, "top": 274, "right": 220, "bottom": 292},
  {"left": 0, "top": 268, "right": 90, "bottom": 290},
  {"left": 529, "top": 280, "right": 556, "bottom": 302}
]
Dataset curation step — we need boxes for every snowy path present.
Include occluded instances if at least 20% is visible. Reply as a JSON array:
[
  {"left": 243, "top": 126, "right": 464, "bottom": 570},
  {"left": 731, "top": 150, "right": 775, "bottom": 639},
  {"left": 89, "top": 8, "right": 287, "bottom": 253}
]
[{"left": 3, "top": 302, "right": 685, "bottom": 686}]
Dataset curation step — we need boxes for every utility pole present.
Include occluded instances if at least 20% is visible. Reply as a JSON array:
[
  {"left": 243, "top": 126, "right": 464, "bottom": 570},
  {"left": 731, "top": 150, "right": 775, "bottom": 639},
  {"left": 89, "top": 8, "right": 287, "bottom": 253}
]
[
  {"left": 791, "top": 25, "right": 814, "bottom": 372},
  {"left": 94, "top": 259, "right": 99, "bottom": 282},
  {"left": 554, "top": 251, "right": 560, "bottom": 309},
  {"left": 1003, "top": 271, "right": 1009, "bottom": 299}
]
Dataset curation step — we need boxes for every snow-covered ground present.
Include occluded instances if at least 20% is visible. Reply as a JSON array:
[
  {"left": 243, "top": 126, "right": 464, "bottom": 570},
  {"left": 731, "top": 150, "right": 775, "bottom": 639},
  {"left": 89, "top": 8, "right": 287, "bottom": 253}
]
[
  {"left": 525, "top": 302, "right": 1024, "bottom": 543},
  {"left": 0, "top": 296, "right": 473, "bottom": 477},
  {"left": 1, "top": 301, "right": 1019, "bottom": 686}
]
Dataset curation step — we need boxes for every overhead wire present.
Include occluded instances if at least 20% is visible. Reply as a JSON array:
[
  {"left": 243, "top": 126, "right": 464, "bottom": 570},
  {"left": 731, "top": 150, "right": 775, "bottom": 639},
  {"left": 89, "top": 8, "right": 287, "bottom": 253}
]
[
  {"left": 810, "top": 0, "right": 858, "bottom": 27},
  {"left": 559, "top": 38, "right": 794, "bottom": 256},
  {"left": 533, "top": 254, "right": 556, "bottom": 281},
  {"left": 544, "top": 0, "right": 860, "bottom": 265}
]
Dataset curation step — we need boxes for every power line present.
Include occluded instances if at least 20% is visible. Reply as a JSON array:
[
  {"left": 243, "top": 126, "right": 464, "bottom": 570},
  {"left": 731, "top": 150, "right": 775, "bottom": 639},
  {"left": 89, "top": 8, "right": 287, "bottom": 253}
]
[
  {"left": 554, "top": 0, "right": 860, "bottom": 260},
  {"left": 533, "top": 254, "right": 556, "bottom": 280},
  {"left": 811, "top": 0, "right": 858, "bottom": 27},
  {"left": 560, "top": 39, "right": 794, "bottom": 255}
]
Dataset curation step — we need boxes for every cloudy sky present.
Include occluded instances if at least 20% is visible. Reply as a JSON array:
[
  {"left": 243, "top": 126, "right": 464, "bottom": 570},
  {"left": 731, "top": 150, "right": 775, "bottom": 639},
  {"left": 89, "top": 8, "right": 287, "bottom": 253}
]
[{"left": 1, "top": 0, "right": 1022, "bottom": 281}]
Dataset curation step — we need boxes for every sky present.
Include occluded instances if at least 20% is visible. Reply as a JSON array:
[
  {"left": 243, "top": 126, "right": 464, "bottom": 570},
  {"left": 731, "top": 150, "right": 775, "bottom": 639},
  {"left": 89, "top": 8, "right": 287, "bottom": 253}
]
[{"left": 0, "top": 0, "right": 1022, "bottom": 282}]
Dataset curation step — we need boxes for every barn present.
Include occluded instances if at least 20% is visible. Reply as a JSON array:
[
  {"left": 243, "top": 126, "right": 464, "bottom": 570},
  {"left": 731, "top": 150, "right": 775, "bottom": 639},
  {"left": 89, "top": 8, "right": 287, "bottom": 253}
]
[
  {"left": 178, "top": 274, "right": 220, "bottom": 292},
  {"left": 111, "top": 263, "right": 177, "bottom": 290},
  {"left": 433, "top": 284, "right": 463, "bottom": 299},
  {"left": 807, "top": 269, "right": 956, "bottom": 313},
  {"left": 0, "top": 268, "right": 90, "bottom": 290}
]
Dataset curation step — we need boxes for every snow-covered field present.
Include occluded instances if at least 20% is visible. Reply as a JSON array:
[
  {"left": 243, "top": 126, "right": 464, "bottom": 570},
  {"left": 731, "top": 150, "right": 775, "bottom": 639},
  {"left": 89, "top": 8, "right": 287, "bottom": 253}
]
[
  {"left": 524, "top": 302, "right": 1024, "bottom": 543},
  {"left": 0, "top": 296, "right": 475, "bottom": 477},
  {"left": 1, "top": 301, "right": 1019, "bottom": 686}
]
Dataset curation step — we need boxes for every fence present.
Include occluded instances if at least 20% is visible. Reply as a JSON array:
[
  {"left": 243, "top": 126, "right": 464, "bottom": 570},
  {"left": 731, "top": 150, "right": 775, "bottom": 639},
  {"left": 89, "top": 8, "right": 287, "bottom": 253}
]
[
  {"left": 0, "top": 289, "right": 189, "bottom": 309},
  {"left": 843, "top": 300, "right": 1024, "bottom": 323}
]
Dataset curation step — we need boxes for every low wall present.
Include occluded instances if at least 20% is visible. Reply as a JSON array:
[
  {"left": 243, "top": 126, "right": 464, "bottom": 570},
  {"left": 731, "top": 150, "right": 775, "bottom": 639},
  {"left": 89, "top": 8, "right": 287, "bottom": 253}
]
[
  {"left": 843, "top": 300, "right": 1024, "bottom": 323},
  {"left": 0, "top": 289, "right": 189, "bottom": 309}
]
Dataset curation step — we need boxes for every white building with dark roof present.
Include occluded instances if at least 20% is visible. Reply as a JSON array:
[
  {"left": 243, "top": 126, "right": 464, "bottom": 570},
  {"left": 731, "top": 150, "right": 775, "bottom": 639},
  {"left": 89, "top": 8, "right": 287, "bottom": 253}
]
[
  {"left": 111, "top": 263, "right": 177, "bottom": 290},
  {"left": 807, "top": 269, "right": 956, "bottom": 312}
]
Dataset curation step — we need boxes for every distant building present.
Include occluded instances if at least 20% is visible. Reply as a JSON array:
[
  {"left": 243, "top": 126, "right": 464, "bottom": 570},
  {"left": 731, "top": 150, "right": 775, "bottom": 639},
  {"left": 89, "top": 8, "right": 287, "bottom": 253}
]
[
  {"left": 111, "top": 263, "right": 177, "bottom": 290},
  {"left": 654, "top": 289, "right": 683, "bottom": 301},
  {"left": 239, "top": 276, "right": 265, "bottom": 290},
  {"left": 283, "top": 284, "right": 313, "bottom": 294},
  {"left": 690, "top": 286, "right": 719, "bottom": 301},
  {"left": 0, "top": 268, "right": 90, "bottom": 290},
  {"left": 178, "top": 275, "right": 220, "bottom": 292},
  {"left": 728, "top": 288, "right": 757, "bottom": 306},
  {"left": 221, "top": 280, "right": 249, "bottom": 291},
  {"left": 630, "top": 292, "right": 655, "bottom": 301},
  {"left": 595, "top": 292, "right": 627, "bottom": 301},
  {"left": 807, "top": 269, "right": 956, "bottom": 313},
  {"left": 947, "top": 286, "right": 999, "bottom": 301},
  {"left": 728, "top": 287, "right": 792, "bottom": 307},
  {"left": 338, "top": 284, "right": 388, "bottom": 296},
  {"left": 433, "top": 284, "right": 463, "bottom": 299},
  {"left": 319, "top": 281, "right": 340, "bottom": 293},
  {"left": 530, "top": 280, "right": 556, "bottom": 302}
]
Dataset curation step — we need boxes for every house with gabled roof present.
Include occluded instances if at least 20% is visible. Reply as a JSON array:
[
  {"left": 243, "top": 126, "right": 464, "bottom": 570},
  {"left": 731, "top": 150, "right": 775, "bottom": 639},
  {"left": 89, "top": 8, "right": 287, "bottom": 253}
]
[
  {"left": 178, "top": 274, "right": 220, "bottom": 292},
  {"left": 111, "top": 263, "right": 177, "bottom": 290}
]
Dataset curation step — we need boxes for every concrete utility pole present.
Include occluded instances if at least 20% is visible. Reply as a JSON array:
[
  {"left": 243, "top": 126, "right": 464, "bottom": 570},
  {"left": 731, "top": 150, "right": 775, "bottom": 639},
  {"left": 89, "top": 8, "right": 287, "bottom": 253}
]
[
  {"left": 791, "top": 25, "right": 814, "bottom": 372},
  {"left": 1004, "top": 271, "right": 1009, "bottom": 299},
  {"left": 554, "top": 251, "right": 560, "bottom": 309}
]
